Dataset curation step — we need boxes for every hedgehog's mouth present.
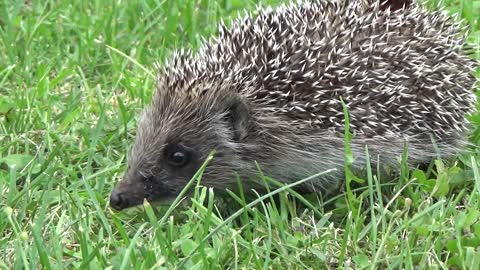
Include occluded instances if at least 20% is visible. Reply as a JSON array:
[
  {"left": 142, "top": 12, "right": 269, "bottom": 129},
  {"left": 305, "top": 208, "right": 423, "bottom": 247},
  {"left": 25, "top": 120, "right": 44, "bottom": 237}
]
[
  {"left": 147, "top": 192, "right": 179, "bottom": 206},
  {"left": 109, "top": 186, "right": 179, "bottom": 210}
]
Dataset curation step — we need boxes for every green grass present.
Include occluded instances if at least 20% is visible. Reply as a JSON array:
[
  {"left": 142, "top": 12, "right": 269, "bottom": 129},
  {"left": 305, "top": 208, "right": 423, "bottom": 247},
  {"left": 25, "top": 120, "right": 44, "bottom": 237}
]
[{"left": 1, "top": 0, "right": 480, "bottom": 269}]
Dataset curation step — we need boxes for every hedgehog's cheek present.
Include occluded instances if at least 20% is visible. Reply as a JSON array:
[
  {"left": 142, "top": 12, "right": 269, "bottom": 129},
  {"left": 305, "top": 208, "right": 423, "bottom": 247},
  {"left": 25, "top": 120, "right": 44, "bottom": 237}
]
[{"left": 144, "top": 182, "right": 181, "bottom": 204}]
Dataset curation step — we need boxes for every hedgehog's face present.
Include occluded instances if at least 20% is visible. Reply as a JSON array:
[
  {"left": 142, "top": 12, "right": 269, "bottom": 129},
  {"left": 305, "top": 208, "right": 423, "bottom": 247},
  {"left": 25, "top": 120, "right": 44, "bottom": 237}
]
[{"left": 109, "top": 92, "right": 254, "bottom": 210}]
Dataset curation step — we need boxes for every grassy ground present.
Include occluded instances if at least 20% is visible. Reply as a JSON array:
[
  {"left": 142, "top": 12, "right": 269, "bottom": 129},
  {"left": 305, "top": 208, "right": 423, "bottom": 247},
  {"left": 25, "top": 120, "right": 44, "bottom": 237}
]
[{"left": 1, "top": 0, "right": 480, "bottom": 269}]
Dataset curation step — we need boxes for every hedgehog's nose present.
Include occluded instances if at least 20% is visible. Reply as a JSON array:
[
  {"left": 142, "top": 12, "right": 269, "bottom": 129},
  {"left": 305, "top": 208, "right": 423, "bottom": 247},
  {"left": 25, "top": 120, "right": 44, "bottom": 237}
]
[{"left": 110, "top": 190, "right": 128, "bottom": 210}]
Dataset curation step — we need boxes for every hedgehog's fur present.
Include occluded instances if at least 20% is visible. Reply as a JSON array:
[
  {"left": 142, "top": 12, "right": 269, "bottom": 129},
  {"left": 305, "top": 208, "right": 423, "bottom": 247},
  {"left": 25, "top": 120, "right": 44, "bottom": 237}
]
[{"left": 110, "top": 0, "right": 478, "bottom": 210}]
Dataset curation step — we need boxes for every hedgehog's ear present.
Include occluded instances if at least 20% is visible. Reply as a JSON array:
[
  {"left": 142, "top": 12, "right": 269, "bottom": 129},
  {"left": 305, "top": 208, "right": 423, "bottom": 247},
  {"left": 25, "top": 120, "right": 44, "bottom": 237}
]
[{"left": 223, "top": 95, "right": 251, "bottom": 142}]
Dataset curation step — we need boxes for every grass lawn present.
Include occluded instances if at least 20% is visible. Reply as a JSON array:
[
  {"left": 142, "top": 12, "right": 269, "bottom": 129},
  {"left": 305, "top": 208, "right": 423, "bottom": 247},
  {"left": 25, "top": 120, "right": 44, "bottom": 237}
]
[{"left": 1, "top": 0, "right": 480, "bottom": 269}]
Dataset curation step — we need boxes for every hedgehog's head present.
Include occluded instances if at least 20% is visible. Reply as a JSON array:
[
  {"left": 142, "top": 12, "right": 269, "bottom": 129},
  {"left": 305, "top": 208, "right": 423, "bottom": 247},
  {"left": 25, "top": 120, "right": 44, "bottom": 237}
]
[{"left": 109, "top": 73, "right": 258, "bottom": 210}]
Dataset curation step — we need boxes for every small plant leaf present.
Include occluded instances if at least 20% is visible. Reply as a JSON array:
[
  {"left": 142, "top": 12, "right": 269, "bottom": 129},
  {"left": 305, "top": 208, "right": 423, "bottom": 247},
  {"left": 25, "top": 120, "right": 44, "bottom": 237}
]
[{"left": 0, "top": 154, "right": 35, "bottom": 171}]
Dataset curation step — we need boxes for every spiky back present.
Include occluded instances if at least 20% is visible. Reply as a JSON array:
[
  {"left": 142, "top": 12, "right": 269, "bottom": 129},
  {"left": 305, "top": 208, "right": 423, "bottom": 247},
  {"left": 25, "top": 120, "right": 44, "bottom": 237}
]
[{"left": 157, "top": 0, "right": 477, "bottom": 139}]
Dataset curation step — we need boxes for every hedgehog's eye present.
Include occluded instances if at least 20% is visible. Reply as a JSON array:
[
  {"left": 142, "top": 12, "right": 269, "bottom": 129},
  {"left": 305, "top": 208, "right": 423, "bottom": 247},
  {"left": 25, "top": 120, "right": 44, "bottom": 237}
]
[{"left": 165, "top": 144, "right": 190, "bottom": 167}]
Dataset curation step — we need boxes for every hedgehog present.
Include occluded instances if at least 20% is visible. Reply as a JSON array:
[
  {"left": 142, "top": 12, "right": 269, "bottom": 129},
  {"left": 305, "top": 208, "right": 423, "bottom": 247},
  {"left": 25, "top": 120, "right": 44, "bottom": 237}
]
[{"left": 109, "top": 0, "right": 478, "bottom": 210}]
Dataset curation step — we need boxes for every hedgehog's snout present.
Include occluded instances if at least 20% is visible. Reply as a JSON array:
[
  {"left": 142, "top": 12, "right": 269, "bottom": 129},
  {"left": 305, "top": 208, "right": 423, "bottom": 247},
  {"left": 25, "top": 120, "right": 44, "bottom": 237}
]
[
  {"left": 109, "top": 172, "right": 147, "bottom": 210},
  {"left": 109, "top": 189, "right": 130, "bottom": 210},
  {"left": 109, "top": 184, "right": 145, "bottom": 210},
  {"left": 110, "top": 168, "right": 183, "bottom": 210}
]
